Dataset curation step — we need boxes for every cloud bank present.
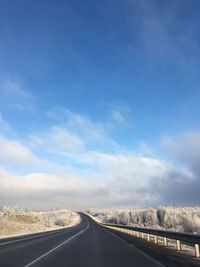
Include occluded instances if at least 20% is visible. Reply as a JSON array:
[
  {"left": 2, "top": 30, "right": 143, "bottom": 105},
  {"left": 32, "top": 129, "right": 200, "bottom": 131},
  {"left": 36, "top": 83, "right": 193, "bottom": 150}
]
[{"left": 0, "top": 109, "right": 199, "bottom": 210}]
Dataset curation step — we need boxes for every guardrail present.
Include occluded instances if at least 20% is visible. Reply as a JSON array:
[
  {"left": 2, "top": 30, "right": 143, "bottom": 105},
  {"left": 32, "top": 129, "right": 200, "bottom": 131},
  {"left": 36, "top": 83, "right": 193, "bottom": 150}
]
[{"left": 95, "top": 220, "right": 200, "bottom": 258}]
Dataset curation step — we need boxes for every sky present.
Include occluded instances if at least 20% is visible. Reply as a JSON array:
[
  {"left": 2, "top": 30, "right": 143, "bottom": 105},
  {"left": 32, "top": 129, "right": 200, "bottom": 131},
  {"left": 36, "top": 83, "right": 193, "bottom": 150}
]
[{"left": 0, "top": 0, "right": 200, "bottom": 210}]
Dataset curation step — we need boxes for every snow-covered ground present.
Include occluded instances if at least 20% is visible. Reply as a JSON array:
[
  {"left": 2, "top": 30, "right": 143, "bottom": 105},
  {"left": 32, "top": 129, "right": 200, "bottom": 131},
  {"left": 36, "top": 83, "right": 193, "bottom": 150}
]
[
  {"left": 0, "top": 207, "right": 81, "bottom": 238},
  {"left": 86, "top": 207, "right": 200, "bottom": 233}
]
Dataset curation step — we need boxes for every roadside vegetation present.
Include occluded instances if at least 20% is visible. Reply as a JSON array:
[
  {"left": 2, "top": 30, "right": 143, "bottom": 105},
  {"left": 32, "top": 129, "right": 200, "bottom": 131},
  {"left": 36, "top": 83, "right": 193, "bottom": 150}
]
[
  {"left": 0, "top": 206, "right": 80, "bottom": 237},
  {"left": 86, "top": 207, "right": 200, "bottom": 234}
]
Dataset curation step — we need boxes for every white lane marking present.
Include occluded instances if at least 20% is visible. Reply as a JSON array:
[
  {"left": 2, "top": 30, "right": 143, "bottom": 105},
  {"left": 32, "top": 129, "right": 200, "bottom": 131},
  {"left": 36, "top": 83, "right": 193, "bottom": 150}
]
[
  {"left": 0, "top": 223, "right": 84, "bottom": 247},
  {"left": 23, "top": 221, "right": 89, "bottom": 267}
]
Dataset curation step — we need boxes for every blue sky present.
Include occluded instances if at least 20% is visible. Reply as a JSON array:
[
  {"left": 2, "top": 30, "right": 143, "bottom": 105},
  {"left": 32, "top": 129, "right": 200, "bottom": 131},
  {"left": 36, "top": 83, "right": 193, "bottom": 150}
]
[{"left": 0, "top": 0, "right": 200, "bottom": 209}]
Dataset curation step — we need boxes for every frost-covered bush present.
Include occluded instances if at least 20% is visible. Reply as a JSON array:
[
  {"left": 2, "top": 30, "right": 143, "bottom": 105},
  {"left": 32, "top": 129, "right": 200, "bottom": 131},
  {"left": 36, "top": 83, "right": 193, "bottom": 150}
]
[
  {"left": 182, "top": 214, "right": 200, "bottom": 233},
  {"left": 87, "top": 207, "right": 200, "bottom": 233}
]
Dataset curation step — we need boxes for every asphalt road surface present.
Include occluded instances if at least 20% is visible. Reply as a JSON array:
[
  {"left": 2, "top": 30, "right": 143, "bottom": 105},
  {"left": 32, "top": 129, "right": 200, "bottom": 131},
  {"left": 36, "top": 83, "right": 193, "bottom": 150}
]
[{"left": 0, "top": 213, "right": 173, "bottom": 267}]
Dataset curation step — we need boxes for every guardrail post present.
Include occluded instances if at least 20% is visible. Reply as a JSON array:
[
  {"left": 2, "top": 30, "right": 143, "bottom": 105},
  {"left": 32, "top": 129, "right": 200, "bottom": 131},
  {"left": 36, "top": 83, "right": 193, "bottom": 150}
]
[
  {"left": 141, "top": 233, "right": 144, "bottom": 239},
  {"left": 163, "top": 237, "right": 168, "bottom": 246},
  {"left": 154, "top": 235, "right": 158, "bottom": 244},
  {"left": 195, "top": 244, "right": 200, "bottom": 258},
  {"left": 147, "top": 234, "right": 150, "bottom": 242},
  {"left": 176, "top": 240, "right": 181, "bottom": 251}
]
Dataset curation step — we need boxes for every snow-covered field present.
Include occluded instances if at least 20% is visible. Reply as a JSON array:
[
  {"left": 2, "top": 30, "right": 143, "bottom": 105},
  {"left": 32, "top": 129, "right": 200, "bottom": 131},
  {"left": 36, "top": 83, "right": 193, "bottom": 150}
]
[
  {"left": 0, "top": 207, "right": 81, "bottom": 238},
  {"left": 86, "top": 207, "right": 200, "bottom": 233}
]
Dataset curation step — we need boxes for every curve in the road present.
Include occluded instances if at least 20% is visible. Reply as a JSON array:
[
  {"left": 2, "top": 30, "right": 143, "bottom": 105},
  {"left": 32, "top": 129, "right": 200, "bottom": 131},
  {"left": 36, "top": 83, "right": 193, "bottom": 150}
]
[{"left": 0, "top": 213, "right": 168, "bottom": 267}]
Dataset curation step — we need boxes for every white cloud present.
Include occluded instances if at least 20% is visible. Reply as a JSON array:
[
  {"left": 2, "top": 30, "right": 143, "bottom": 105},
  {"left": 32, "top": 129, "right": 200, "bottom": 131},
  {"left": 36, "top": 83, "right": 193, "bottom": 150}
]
[
  {"left": 0, "top": 166, "right": 109, "bottom": 209},
  {"left": 0, "top": 132, "right": 198, "bottom": 209},
  {"left": 48, "top": 107, "right": 106, "bottom": 142},
  {"left": 1, "top": 106, "right": 200, "bottom": 209},
  {"left": 0, "top": 128, "right": 172, "bottom": 209},
  {"left": 0, "top": 76, "right": 34, "bottom": 111},
  {"left": 0, "top": 135, "right": 39, "bottom": 166},
  {"left": 0, "top": 133, "right": 82, "bottom": 177},
  {"left": 46, "top": 107, "right": 123, "bottom": 154},
  {"left": 0, "top": 149, "right": 175, "bottom": 209},
  {"left": 30, "top": 126, "right": 85, "bottom": 156}
]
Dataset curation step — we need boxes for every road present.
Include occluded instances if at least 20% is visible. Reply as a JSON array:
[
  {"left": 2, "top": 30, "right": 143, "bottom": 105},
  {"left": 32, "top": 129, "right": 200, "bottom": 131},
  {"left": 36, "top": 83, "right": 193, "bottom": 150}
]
[{"left": 0, "top": 213, "right": 163, "bottom": 267}]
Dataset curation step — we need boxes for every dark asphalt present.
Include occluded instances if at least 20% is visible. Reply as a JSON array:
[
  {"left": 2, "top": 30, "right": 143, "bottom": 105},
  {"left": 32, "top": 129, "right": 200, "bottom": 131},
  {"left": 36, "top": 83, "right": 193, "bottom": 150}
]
[{"left": 0, "top": 213, "right": 163, "bottom": 267}]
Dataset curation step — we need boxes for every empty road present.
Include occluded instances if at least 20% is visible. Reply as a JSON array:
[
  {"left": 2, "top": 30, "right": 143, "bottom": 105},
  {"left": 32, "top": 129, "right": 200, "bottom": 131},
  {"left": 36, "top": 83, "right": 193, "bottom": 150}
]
[{"left": 0, "top": 213, "right": 164, "bottom": 267}]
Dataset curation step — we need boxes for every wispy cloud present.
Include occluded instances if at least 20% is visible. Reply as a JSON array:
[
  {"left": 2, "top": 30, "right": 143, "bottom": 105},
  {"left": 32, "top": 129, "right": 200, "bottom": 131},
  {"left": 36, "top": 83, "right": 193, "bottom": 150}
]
[
  {"left": 107, "top": 101, "right": 132, "bottom": 123},
  {"left": 0, "top": 76, "right": 34, "bottom": 111},
  {"left": 47, "top": 106, "right": 122, "bottom": 151},
  {"left": 0, "top": 113, "right": 11, "bottom": 134},
  {"left": 29, "top": 126, "right": 85, "bottom": 157},
  {"left": 47, "top": 107, "right": 106, "bottom": 141},
  {"left": 138, "top": 142, "right": 155, "bottom": 157}
]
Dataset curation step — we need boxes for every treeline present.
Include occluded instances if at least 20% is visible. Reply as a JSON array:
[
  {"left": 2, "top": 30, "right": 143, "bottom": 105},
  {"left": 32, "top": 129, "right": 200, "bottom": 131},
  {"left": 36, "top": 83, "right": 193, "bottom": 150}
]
[{"left": 86, "top": 207, "right": 200, "bottom": 233}]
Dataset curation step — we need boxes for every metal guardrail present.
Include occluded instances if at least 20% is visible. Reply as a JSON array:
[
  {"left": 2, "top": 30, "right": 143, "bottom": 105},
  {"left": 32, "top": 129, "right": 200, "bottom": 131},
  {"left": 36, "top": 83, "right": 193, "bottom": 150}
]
[{"left": 98, "top": 221, "right": 200, "bottom": 258}]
